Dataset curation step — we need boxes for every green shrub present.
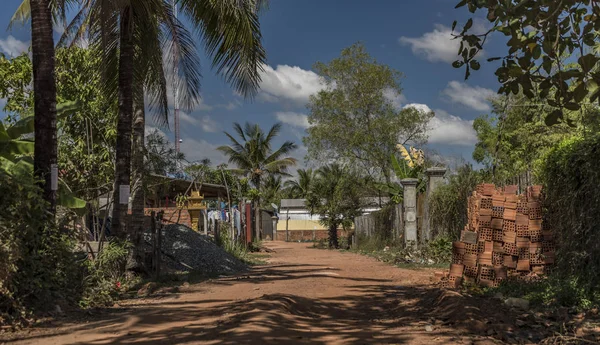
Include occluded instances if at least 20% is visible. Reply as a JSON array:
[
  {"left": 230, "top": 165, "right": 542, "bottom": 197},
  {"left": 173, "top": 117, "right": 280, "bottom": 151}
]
[
  {"left": 80, "top": 240, "right": 137, "bottom": 308},
  {"left": 490, "top": 275, "right": 600, "bottom": 311},
  {"left": 220, "top": 229, "right": 259, "bottom": 265},
  {"left": 429, "top": 165, "right": 481, "bottom": 240},
  {"left": 0, "top": 170, "right": 81, "bottom": 325},
  {"left": 353, "top": 236, "right": 451, "bottom": 266},
  {"left": 538, "top": 134, "right": 600, "bottom": 297},
  {"left": 422, "top": 236, "right": 453, "bottom": 263}
]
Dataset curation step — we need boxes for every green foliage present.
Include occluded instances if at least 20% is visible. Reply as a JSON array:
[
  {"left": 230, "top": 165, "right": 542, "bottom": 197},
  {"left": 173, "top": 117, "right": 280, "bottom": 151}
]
[
  {"left": 422, "top": 236, "right": 453, "bottom": 264},
  {"left": 184, "top": 162, "right": 250, "bottom": 204},
  {"left": 0, "top": 47, "right": 115, "bottom": 206},
  {"left": 146, "top": 129, "right": 185, "bottom": 176},
  {"left": 454, "top": 0, "right": 600, "bottom": 124},
  {"left": 305, "top": 43, "right": 433, "bottom": 183},
  {"left": 218, "top": 122, "right": 297, "bottom": 188},
  {"left": 55, "top": 47, "right": 117, "bottom": 202},
  {"left": 353, "top": 236, "right": 452, "bottom": 267},
  {"left": 492, "top": 276, "right": 600, "bottom": 311},
  {"left": 306, "top": 164, "right": 364, "bottom": 248},
  {"left": 429, "top": 165, "right": 482, "bottom": 240},
  {"left": 0, "top": 53, "right": 33, "bottom": 123},
  {"left": 538, "top": 134, "right": 600, "bottom": 296},
  {"left": 284, "top": 168, "right": 316, "bottom": 199},
  {"left": 472, "top": 95, "right": 580, "bottom": 182},
  {"left": 80, "top": 240, "right": 138, "bottom": 308},
  {"left": 0, "top": 170, "right": 80, "bottom": 325},
  {"left": 219, "top": 228, "right": 259, "bottom": 265},
  {"left": 218, "top": 122, "right": 297, "bottom": 220},
  {"left": 374, "top": 148, "right": 427, "bottom": 203},
  {"left": 0, "top": 104, "right": 86, "bottom": 210},
  {"left": 260, "top": 175, "right": 283, "bottom": 209}
]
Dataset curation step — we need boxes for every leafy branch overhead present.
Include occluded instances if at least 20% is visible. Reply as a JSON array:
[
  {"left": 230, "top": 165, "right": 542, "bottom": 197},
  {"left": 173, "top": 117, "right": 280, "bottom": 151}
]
[{"left": 453, "top": 0, "right": 600, "bottom": 125}]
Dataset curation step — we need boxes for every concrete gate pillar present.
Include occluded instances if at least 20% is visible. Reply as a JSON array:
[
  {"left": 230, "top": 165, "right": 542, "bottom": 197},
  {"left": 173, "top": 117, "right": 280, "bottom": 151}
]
[
  {"left": 401, "top": 178, "right": 419, "bottom": 248},
  {"left": 271, "top": 216, "right": 279, "bottom": 241},
  {"left": 424, "top": 167, "right": 447, "bottom": 242}
]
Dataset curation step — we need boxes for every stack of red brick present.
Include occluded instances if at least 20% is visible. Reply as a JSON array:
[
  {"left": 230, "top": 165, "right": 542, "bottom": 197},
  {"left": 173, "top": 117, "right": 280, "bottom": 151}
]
[{"left": 440, "top": 183, "right": 555, "bottom": 289}]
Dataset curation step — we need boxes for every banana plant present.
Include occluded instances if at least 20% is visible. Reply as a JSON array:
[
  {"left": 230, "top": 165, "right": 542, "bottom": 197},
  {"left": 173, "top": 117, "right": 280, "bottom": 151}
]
[
  {"left": 0, "top": 102, "right": 86, "bottom": 211},
  {"left": 374, "top": 145, "right": 427, "bottom": 203}
]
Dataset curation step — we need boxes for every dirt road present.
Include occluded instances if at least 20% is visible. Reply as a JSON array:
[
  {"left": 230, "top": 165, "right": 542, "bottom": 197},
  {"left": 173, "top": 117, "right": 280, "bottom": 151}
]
[{"left": 3, "top": 242, "right": 508, "bottom": 345}]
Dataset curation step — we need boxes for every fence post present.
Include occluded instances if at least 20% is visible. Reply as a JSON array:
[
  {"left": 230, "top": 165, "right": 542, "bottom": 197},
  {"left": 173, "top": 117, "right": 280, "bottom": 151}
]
[
  {"left": 424, "top": 167, "right": 447, "bottom": 242},
  {"left": 155, "top": 211, "right": 163, "bottom": 279},
  {"left": 151, "top": 211, "right": 156, "bottom": 273},
  {"left": 401, "top": 178, "right": 419, "bottom": 248}
]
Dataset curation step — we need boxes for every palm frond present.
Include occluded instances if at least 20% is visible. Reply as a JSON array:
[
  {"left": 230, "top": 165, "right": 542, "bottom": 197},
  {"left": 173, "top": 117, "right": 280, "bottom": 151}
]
[
  {"left": 264, "top": 141, "right": 297, "bottom": 164},
  {"left": 9, "top": 0, "right": 31, "bottom": 29},
  {"left": 232, "top": 122, "right": 246, "bottom": 142},
  {"left": 178, "top": 0, "right": 267, "bottom": 98},
  {"left": 159, "top": 0, "right": 201, "bottom": 112}
]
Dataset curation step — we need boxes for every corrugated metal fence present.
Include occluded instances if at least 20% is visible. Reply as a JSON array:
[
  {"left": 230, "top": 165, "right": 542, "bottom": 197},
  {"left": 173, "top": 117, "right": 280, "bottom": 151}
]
[{"left": 353, "top": 204, "right": 403, "bottom": 247}]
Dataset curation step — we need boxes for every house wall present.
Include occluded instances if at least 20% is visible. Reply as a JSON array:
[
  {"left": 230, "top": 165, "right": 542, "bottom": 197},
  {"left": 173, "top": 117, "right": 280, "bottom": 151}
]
[
  {"left": 275, "top": 210, "right": 352, "bottom": 241},
  {"left": 142, "top": 207, "right": 192, "bottom": 229},
  {"left": 275, "top": 229, "right": 346, "bottom": 241}
]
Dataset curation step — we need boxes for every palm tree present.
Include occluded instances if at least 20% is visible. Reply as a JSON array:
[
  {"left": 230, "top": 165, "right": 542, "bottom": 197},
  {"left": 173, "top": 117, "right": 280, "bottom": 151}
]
[
  {"left": 284, "top": 168, "right": 315, "bottom": 199},
  {"left": 218, "top": 122, "right": 297, "bottom": 240},
  {"left": 23, "top": 0, "right": 61, "bottom": 214},
  {"left": 307, "top": 164, "right": 363, "bottom": 248},
  {"left": 49, "top": 0, "right": 267, "bottom": 239},
  {"left": 261, "top": 175, "right": 283, "bottom": 208}
]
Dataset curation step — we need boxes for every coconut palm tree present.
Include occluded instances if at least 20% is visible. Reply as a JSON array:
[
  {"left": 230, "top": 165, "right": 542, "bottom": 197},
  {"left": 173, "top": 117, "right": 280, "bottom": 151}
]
[
  {"left": 284, "top": 168, "right": 315, "bottom": 199},
  {"left": 45, "top": 0, "right": 267, "bottom": 239},
  {"left": 11, "top": 0, "right": 69, "bottom": 215},
  {"left": 218, "top": 122, "right": 297, "bottom": 239},
  {"left": 261, "top": 174, "right": 283, "bottom": 208},
  {"left": 30, "top": 0, "right": 59, "bottom": 215}
]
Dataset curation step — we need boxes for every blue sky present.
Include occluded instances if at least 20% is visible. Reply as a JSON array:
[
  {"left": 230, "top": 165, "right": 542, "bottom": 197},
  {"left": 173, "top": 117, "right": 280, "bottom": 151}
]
[{"left": 0, "top": 0, "right": 507, "bottom": 170}]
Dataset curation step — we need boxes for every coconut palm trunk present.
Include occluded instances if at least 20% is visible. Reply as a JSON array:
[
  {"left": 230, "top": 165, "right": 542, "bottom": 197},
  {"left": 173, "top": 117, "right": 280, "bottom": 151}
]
[
  {"left": 130, "top": 87, "right": 145, "bottom": 270},
  {"left": 329, "top": 223, "right": 339, "bottom": 249},
  {"left": 254, "top": 199, "right": 261, "bottom": 241},
  {"left": 30, "top": 0, "right": 58, "bottom": 215},
  {"left": 111, "top": 6, "right": 135, "bottom": 239}
]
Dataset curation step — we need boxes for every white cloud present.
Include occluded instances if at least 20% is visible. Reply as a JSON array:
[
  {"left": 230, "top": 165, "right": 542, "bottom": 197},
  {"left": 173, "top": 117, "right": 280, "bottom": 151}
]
[
  {"left": 403, "top": 103, "right": 432, "bottom": 114},
  {"left": 145, "top": 125, "right": 167, "bottom": 138},
  {"left": 428, "top": 109, "right": 477, "bottom": 146},
  {"left": 180, "top": 137, "right": 226, "bottom": 165},
  {"left": 403, "top": 104, "right": 476, "bottom": 146},
  {"left": 217, "top": 102, "right": 237, "bottom": 110},
  {"left": 399, "top": 23, "right": 485, "bottom": 63},
  {"left": 196, "top": 99, "right": 213, "bottom": 111},
  {"left": 258, "top": 64, "right": 326, "bottom": 105},
  {"left": 0, "top": 36, "right": 29, "bottom": 57},
  {"left": 179, "top": 112, "right": 220, "bottom": 132},
  {"left": 54, "top": 25, "right": 66, "bottom": 35},
  {"left": 442, "top": 81, "right": 496, "bottom": 111},
  {"left": 275, "top": 111, "right": 310, "bottom": 129},
  {"left": 384, "top": 88, "right": 407, "bottom": 110}
]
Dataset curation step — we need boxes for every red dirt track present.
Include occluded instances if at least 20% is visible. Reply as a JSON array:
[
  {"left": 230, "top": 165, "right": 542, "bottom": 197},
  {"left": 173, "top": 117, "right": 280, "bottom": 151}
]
[{"left": 3, "top": 242, "right": 511, "bottom": 344}]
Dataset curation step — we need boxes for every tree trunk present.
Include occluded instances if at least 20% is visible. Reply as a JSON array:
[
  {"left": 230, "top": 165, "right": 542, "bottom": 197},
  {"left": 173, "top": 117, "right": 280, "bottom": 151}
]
[
  {"left": 254, "top": 199, "right": 261, "bottom": 241},
  {"left": 130, "top": 87, "right": 145, "bottom": 271},
  {"left": 328, "top": 223, "right": 339, "bottom": 249},
  {"left": 111, "top": 7, "right": 135, "bottom": 239},
  {"left": 31, "top": 0, "right": 57, "bottom": 215}
]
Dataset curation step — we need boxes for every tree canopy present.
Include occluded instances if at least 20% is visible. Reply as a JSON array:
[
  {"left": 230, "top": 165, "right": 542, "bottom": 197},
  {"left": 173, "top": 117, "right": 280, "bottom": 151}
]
[
  {"left": 454, "top": 0, "right": 600, "bottom": 126},
  {"left": 304, "top": 43, "right": 432, "bottom": 183},
  {"left": 472, "top": 95, "right": 583, "bottom": 183}
]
